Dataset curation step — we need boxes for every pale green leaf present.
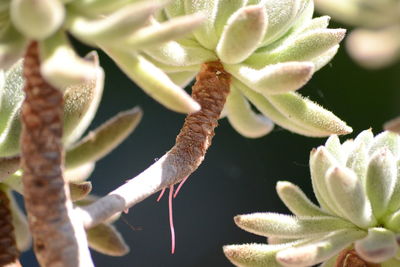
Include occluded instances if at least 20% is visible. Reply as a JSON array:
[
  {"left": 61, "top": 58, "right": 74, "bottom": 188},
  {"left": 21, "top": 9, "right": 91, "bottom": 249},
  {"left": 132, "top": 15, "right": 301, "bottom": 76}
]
[
  {"left": 355, "top": 228, "right": 398, "bottom": 263},
  {"left": 326, "top": 166, "right": 376, "bottom": 228},
  {"left": 217, "top": 5, "right": 267, "bottom": 64},
  {"left": 87, "top": 223, "right": 129, "bottom": 256},
  {"left": 226, "top": 86, "right": 274, "bottom": 138},
  {"left": 104, "top": 50, "right": 201, "bottom": 113},
  {"left": 66, "top": 107, "right": 142, "bottom": 169},
  {"left": 234, "top": 213, "right": 354, "bottom": 238},
  {"left": 276, "top": 181, "right": 329, "bottom": 217}
]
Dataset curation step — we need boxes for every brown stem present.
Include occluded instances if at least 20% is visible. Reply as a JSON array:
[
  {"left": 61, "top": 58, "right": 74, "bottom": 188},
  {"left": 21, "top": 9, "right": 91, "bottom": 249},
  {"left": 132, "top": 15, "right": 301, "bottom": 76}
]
[
  {"left": 20, "top": 42, "right": 91, "bottom": 266},
  {"left": 79, "top": 61, "right": 231, "bottom": 228},
  {"left": 335, "top": 249, "right": 381, "bottom": 267},
  {"left": 168, "top": 61, "right": 231, "bottom": 179},
  {"left": 0, "top": 189, "right": 21, "bottom": 267}
]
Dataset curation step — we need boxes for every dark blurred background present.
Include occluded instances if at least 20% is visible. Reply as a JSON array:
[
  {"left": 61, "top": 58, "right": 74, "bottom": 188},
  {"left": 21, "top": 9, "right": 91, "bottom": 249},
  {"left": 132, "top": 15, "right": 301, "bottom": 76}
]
[{"left": 20, "top": 20, "right": 400, "bottom": 266}]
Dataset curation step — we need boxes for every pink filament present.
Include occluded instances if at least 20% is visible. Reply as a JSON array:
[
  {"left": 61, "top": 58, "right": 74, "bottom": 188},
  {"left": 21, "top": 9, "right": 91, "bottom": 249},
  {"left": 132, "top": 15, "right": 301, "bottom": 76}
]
[
  {"left": 168, "top": 185, "right": 175, "bottom": 254},
  {"left": 173, "top": 176, "right": 189, "bottom": 198},
  {"left": 156, "top": 177, "right": 190, "bottom": 254},
  {"left": 157, "top": 188, "right": 166, "bottom": 202}
]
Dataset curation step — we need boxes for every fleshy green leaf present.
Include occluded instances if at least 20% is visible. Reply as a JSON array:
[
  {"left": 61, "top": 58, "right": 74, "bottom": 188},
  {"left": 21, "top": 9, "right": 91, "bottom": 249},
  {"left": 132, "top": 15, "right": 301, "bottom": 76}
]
[
  {"left": 300, "top": 16, "right": 331, "bottom": 33},
  {"left": 40, "top": 31, "right": 99, "bottom": 89},
  {"left": 257, "top": 0, "right": 302, "bottom": 46},
  {"left": 67, "top": 1, "right": 164, "bottom": 45},
  {"left": 69, "top": 181, "right": 92, "bottom": 202},
  {"left": 369, "top": 131, "right": 400, "bottom": 159},
  {"left": 268, "top": 92, "right": 352, "bottom": 136},
  {"left": 366, "top": 149, "right": 397, "bottom": 219},
  {"left": 252, "top": 29, "right": 346, "bottom": 65},
  {"left": 87, "top": 223, "right": 129, "bottom": 256},
  {"left": 355, "top": 228, "right": 398, "bottom": 263},
  {"left": 183, "top": 0, "right": 220, "bottom": 49},
  {"left": 234, "top": 213, "right": 354, "bottom": 238},
  {"left": 387, "top": 160, "right": 400, "bottom": 212},
  {"left": 326, "top": 166, "right": 376, "bottom": 228},
  {"left": 225, "top": 62, "right": 314, "bottom": 95},
  {"left": 224, "top": 242, "right": 302, "bottom": 267},
  {"left": 324, "top": 135, "right": 345, "bottom": 164},
  {"left": 10, "top": 0, "right": 65, "bottom": 40},
  {"left": 63, "top": 51, "right": 104, "bottom": 146},
  {"left": 143, "top": 38, "right": 217, "bottom": 67},
  {"left": 311, "top": 45, "right": 339, "bottom": 71},
  {"left": 68, "top": 0, "right": 135, "bottom": 17},
  {"left": 217, "top": 5, "right": 267, "bottom": 64},
  {"left": 346, "top": 142, "right": 369, "bottom": 183},
  {"left": 276, "top": 181, "right": 328, "bottom": 217},
  {"left": 0, "top": 59, "right": 24, "bottom": 157},
  {"left": 226, "top": 86, "right": 274, "bottom": 138},
  {"left": 104, "top": 50, "right": 201, "bottom": 113},
  {"left": 65, "top": 162, "right": 95, "bottom": 183},
  {"left": 66, "top": 107, "right": 142, "bottom": 169},
  {"left": 383, "top": 208, "right": 400, "bottom": 232},
  {"left": 309, "top": 146, "right": 343, "bottom": 215},
  {"left": 233, "top": 79, "right": 328, "bottom": 137},
  {"left": 122, "top": 13, "right": 205, "bottom": 49},
  {"left": 276, "top": 229, "right": 366, "bottom": 267},
  {"left": 167, "top": 71, "right": 196, "bottom": 88}
]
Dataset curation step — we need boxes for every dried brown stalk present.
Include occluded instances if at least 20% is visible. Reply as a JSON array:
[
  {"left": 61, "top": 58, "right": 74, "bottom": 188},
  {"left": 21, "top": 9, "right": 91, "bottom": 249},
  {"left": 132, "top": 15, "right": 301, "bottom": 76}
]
[
  {"left": 79, "top": 61, "right": 231, "bottom": 228},
  {"left": 336, "top": 249, "right": 381, "bottom": 267},
  {"left": 167, "top": 61, "right": 231, "bottom": 179},
  {"left": 0, "top": 189, "right": 21, "bottom": 267},
  {"left": 21, "top": 42, "right": 92, "bottom": 266}
]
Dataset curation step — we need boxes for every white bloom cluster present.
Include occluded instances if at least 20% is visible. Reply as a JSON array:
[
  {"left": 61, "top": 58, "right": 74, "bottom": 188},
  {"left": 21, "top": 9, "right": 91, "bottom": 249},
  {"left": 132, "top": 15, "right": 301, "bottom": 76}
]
[{"left": 225, "top": 130, "right": 400, "bottom": 266}]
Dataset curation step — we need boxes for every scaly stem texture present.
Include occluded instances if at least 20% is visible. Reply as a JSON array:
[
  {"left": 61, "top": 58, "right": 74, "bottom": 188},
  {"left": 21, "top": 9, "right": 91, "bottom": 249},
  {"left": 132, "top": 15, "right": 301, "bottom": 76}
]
[
  {"left": 80, "top": 61, "right": 231, "bottom": 228},
  {"left": 21, "top": 42, "right": 85, "bottom": 266},
  {"left": 168, "top": 61, "right": 231, "bottom": 179},
  {"left": 0, "top": 189, "right": 21, "bottom": 267}
]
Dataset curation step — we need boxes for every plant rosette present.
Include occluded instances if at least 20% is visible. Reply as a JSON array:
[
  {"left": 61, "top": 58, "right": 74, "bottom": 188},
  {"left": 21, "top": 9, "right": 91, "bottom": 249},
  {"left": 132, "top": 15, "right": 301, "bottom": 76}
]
[
  {"left": 315, "top": 0, "right": 400, "bottom": 68},
  {"left": 136, "top": 0, "right": 353, "bottom": 138},
  {"left": 224, "top": 130, "right": 400, "bottom": 267},
  {"left": 0, "top": 0, "right": 205, "bottom": 113},
  {"left": 0, "top": 57, "right": 142, "bottom": 256}
]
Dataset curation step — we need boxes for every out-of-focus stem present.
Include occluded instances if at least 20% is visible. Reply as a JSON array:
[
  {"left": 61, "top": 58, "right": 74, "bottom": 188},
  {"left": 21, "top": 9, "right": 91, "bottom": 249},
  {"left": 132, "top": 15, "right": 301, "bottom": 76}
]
[
  {"left": 78, "top": 61, "right": 231, "bottom": 228},
  {"left": 21, "top": 42, "right": 92, "bottom": 266},
  {"left": 0, "top": 188, "right": 21, "bottom": 267}
]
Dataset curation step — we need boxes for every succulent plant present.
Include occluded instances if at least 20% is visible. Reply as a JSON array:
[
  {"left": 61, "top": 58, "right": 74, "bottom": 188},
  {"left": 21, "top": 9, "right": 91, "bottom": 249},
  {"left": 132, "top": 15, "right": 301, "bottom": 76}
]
[
  {"left": 134, "top": 0, "right": 353, "bottom": 138},
  {"left": 0, "top": 57, "right": 141, "bottom": 256},
  {"left": 224, "top": 130, "right": 400, "bottom": 266},
  {"left": 315, "top": 0, "right": 400, "bottom": 68},
  {"left": 0, "top": 0, "right": 205, "bottom": 113}
]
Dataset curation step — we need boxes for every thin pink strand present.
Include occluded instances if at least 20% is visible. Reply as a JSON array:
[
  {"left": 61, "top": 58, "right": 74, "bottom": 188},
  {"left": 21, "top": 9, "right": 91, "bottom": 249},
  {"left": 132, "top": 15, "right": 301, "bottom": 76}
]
[
  {"left": 168, "top": 185, "right": 176, "bottom": 254},
  {"left": 156, "top": 188, "right": 166, "bottom": 202},
  {"left": 173, "top": 176, "right": 189, "bottom": 199}
]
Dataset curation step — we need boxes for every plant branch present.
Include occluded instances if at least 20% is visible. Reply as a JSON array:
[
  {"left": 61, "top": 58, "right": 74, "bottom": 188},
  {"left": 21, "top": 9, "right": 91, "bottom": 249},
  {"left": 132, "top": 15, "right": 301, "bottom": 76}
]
[
  {"left": 21, "top": 42, "right": 93, "bottom": 266},
  {"left": 78, "top": 61, "right": 231, "bottom": 228},
  {"left": 0, "top": 188, "right": 21, "bottom": 267}
]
